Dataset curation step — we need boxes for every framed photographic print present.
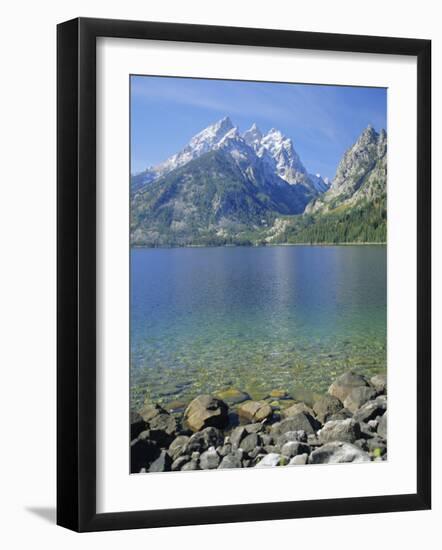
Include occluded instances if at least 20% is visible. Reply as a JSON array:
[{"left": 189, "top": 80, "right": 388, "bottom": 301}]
[{"left": 57, "top": 17, "right": 431, "bottom": 532}]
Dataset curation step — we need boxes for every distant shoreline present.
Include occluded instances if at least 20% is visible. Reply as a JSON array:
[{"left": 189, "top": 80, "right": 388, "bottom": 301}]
[{"left": 131, "top": 242, "right": 387, "bottom": 249}]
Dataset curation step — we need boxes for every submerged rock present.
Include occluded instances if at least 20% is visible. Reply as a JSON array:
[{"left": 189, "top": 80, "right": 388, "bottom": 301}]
[
  {"left": 184, "top": 395, "right": 229, "bottom": 432},
  {"left": 213, "top": 387, "right": 250, "bottom": 405}
]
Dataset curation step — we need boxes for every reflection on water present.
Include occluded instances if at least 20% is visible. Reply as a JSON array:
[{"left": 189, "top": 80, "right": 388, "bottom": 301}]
[{"left": 130, "top": 246, "right": 386, "bottom": 409}]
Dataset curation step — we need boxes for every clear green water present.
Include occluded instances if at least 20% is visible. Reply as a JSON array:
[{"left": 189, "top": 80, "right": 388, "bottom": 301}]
[{"left": 130, "top": 246, "right": 386, "bottom": 410}]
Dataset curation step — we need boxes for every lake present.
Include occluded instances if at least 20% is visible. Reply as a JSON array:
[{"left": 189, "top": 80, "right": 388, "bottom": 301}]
[{"left": 130, "top": 245, "right": 386, "bottom": 409}]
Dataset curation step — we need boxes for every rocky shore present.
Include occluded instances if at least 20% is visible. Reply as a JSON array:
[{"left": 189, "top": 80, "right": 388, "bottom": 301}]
[{"left": 130, "top": 371, "right": 387, "bottom": 473}]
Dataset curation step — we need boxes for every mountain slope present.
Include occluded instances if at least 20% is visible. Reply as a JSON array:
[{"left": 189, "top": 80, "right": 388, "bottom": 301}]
[{"left": 131, "top": 148, "right": 314, "bottom": 246}]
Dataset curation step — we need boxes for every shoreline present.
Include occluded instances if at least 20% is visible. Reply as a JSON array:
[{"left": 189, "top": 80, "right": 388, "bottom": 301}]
[
  {"left": 131, "top": 242, "right": 387, "bottom": 250},
  {"left": 131, "top": 370, "right": 388, "bottom": 473}
]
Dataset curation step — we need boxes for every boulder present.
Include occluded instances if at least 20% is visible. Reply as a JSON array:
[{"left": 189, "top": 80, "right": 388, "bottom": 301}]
[
  {"left": 327, "top": 408, "right": 353, "bottom": 422},
  {"left": 281, "top": 441, "right": 310, "bottom": 458},
  {"left": 276, "top": 430, "right": 307, "bottom": 449},
  {"left": 272, "top": 412, "right": 320, "bottom": 437},
  {"left": 237, "top": 400, "right": 273, "bottom": 422},
  {"left": 244, "top": 423, "right": 265, "bottom": 434},
  {"left": 255, "top": 453, "right": 281, "bottom": 467},
  {"left": 184, "top": 395, "right": 229, "bottom": 432},
  {"left": 148, "top": 413, "right": 178, "bottom": 446},
  {"left": 353, "top": 396, "right": 387, "bottom": 424},
  {"left": 185, "top": 427, "right": 224, "bottom": 454},
  {"left": 367, "top": 436, "right": 387, "bottom": 456},
  {"left": 149, "top": 450, "right": 172, "bottom": 473},
  {"left": 268, "top": 389, "right": 290, "bottom": 399},
  {"left": 200, "top": 447, "right": 221, "bottom": 469},
  {"left": 282, "top": 402, "right": 315, "bottom": 418},
  {"left": 371, "top": 373, "right": 387, "bottom": 393},
  {"left": 309, "top": 442, "right": 371, "bottom": 464},
  {"left": 171, "top": 455, "right": 190, "bottom": 471},
  {"left": 313, "top": 395, "right": 344, "bottom": 423},
  {"left": 377, "top": 413, "right": 387, "bottom": 439},
  {"left": 139, "top": 402, "right": 167, "bottom": 423},
  {"left": 219, "top": 452, "right": 243, "bottom": 469},
  {"left": 168, "top": 435, "right": 190, "bottom": 460},
  {"left": 239, "top": 433, "right": 260, "bottom": 454},
  {"left": 318, "top": 418, "right": 361, "bottom": 444},
  {"left": 328, "top": 371, "right": 370, "bottom": 402},
  {"left": 181, "top": 459, "right": 199, "bottom": 471},
  {"left": 289, "top": 453, "right": 309, "bottom": 465},
  {"left": 230, "top": 426, "right": 247, "bottom": 448},
  {"left": 343, "top": 386, "right": 377, "bottom": 413},
  {"left": 213, "top": 387, "right": 250, "bottom": 405}
]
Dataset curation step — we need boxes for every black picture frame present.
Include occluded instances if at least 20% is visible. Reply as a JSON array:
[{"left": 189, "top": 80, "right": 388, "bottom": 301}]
[{"left": 57, "top": 17, "right": 431, "bottom": 532}]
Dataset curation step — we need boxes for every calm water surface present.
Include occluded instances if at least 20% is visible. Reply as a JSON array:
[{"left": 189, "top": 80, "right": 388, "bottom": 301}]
[{"left": 130, "top": 246, "right": 386, "bottom": 409}]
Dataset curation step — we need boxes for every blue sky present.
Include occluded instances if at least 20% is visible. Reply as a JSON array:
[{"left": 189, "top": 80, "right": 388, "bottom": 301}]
[{"left": 131, "top": 76, "right": 387, "bottom": 180}]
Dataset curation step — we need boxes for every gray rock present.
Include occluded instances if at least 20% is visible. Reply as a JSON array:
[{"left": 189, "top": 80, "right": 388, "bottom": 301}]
[
  {"left": 247, "top": 446, "right": 266, "bottom": 459},
  {"left": 281, "top": 441, "right": 311, "bottom": 458},
  {"left": 148, "top": 450, "right": 172, "bottom": 472},
  {"left": 354, "top": 438, "right": 369, "bottom": 451},
  {"left": 327, "top": 408, "right": 353, "bottom": 422},
  {"left": 200, "top": 447, "right": 221, "bottom": 469},
  {"left": 184, "top": 395, "right": 229, "bottom": 432},
  {"left": 218, "top": 452, "right": 243, "bottom": 469},
  {"left": 353, "top": 396, "right": 387, "bottom": 424},
  {"left": 181, "top": 459, "right": 199, "bottom": 471},
  {"left": 244, "top": 423, "right": 265, "bottom": 434},
  {"left": 377, "top": 413, "right": 387, "bottom": 439},
  {"left": 230, "top": 426, "right": 247, "bottom": 448},
  {"left": 318, "top": 418, "right": 361, "bottom": 444},
  {"left": 168, "top": 435, "right": 190, "bottom": 460},
  {"left": 313, "top": 395, "right": 343, "bottom": 423},
  {"left": 255, "top": 453, "right": 281, "bottom": 467},
  {"left": 289, "top": 453, "right": 309, "bottom": 465},
  {"left": 272, "top": 413, "right": 320, "bottom": 437},
  {"left": 171, "top": 455, "right": 190, "bottom": 471},
  {"left": 217, "top": 442, "right": 233, "bottom": 457},
  {"left": 239, "top": 433, "right": 260, "bottom": 453},
  {"left": 260, "top": 434, "right": 273, "bottom": 446},
  {"left": 276, "top": 430, "right": 307, "bottom": 449},
  {"left": 328, "top": 371, "right": 370, "bottom": 402},
  {"left": 343, "top": 386, "right": 377, "bottom": 413},
  {"left": 185, "top": 427, "right": 224, "bottom": 454},
  {"left": 371, "top": 373, "right": 387, "bottom": 393},
  {"left": 309, "top": 442, "right": 371, "bottom": 464},
  {"left": 148, "top": 413, "right": 178, "bottom": 446}
]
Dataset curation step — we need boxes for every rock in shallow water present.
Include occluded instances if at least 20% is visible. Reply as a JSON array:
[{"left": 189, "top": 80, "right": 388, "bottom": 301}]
[
  {"left": 184, "top": 395, "right": 229, "bottom": 432},
  {"left": 328, "top": 371, "right": 370, "bottom": 402},
  {"left": 309, "top": 442, "right": 371, "bottom": 464},
  {"left": 237, "top": 400, "right": 273, "bottom": 422},
  {"left": 213, "top": 387, "right": 250, "bottom": 405}
]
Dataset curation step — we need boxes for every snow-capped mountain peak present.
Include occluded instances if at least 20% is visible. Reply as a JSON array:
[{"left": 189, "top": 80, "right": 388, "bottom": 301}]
[{"left": 243, "top": 123, "right": 263, "bottom": 149}]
